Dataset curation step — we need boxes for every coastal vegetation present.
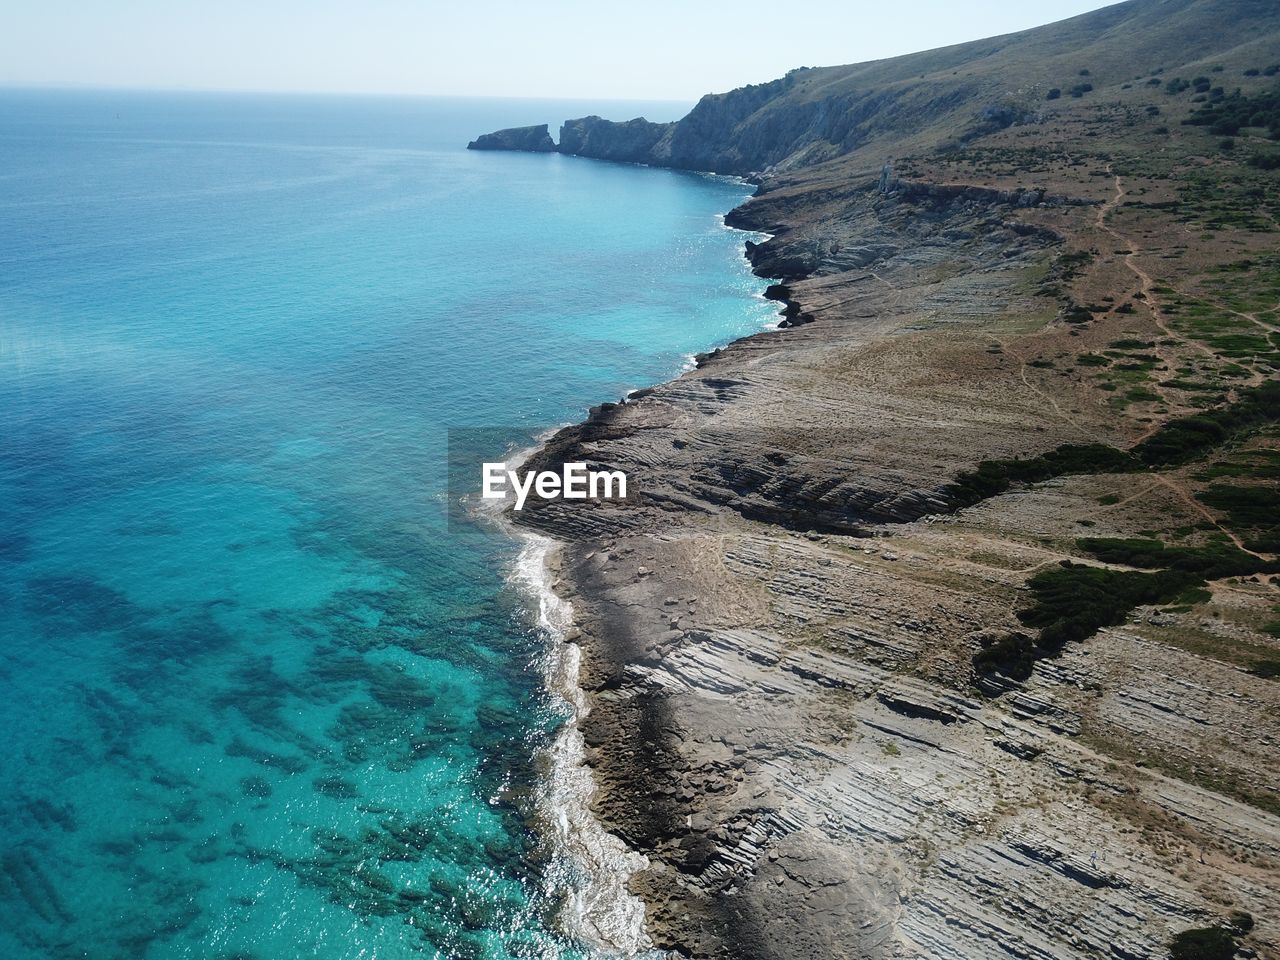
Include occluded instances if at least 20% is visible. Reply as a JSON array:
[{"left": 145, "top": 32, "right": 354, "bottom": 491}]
[
  {"left": 964, "top": 375, "right": 1279, "bottom": 681},
  {"left": 943, "top": 444, "right": 1136, "bottom": 510},
  {"left": 1169, "top": 924, "right": 1245, "bottom": 960},
  {"left": 944, "top": 380, "right": 1280, "bottom": 516},
  {"left": 977, "top": 538, "right": 1277, "bottom": 680},
  {"left": 1183, "top": 83, "right": 1280, "bottom": 138}
]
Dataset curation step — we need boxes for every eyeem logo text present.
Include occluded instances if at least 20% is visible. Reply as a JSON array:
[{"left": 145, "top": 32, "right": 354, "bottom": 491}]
[{"left": 481, "top": 462, "right": 627, "bottom": 510}]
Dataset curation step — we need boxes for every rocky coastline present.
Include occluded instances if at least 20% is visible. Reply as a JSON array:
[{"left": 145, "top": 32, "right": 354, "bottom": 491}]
[{"left": 477, "top": 2, "right": 1280, "bottom": 956}]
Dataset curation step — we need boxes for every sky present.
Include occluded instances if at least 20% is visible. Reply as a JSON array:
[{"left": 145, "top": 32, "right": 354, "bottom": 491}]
[{"left": 1, "top": 0, "right": 1126, "bottom": 102}]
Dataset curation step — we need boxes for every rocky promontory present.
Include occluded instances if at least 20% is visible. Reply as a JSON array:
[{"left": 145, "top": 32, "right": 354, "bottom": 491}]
[
  {"left": 466, "top": 123, "right": 555, "bottom": 152},
  {"left": 557, "top": 115, "right": 673, "bottom": 164}
]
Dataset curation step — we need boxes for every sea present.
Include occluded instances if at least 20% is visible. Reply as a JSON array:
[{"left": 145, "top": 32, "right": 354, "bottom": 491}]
[{"left": 0, "top": 89, "right": 775, "bottom": 959}]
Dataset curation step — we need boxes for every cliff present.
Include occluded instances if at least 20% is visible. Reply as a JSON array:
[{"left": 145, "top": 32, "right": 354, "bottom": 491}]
[
  {"left": 466, "top": 123, "right": 555, "bottom": 152},
  {"left": 472, "top": 0, "right": 1280, "bottom": 176},
  {"left": 557, "top": 115, "right": 673, "bottom": 163}
]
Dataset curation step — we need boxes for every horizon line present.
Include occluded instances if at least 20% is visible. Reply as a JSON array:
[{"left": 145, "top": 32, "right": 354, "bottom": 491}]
[{"left": 0, "top": 80, "right": 700, "bottom": 105}]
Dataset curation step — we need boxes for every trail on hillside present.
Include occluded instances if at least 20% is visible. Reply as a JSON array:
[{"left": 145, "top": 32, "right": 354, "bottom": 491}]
[{"left": 1095, "top": 171, "right": 1271, "bottom": 560}]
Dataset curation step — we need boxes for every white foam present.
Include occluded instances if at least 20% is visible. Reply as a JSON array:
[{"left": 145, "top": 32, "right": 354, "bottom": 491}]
[{"left": 510, "top": 535, "right": 666, "bottom": 958}]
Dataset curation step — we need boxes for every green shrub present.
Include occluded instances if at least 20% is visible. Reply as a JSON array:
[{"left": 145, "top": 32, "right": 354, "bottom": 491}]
[
  {"left": 1077, "top": 538, "right": 1276, "bottom": 578},
  {"left": 1198, "top": 484, "right": 1280, "bottom": 551},
  {"left": 1018, "top": 563, "right": 1195, "bottom": 653},
  {"left": 1185, "top": 83, "right": 1280, "bottom": 138},
  {"left": 1133, "top": 381, "right": 1280, "bottom": 466},
  {"left": 1168, "top": 926, "right": 1238, "bottom": 960},
  {"left": 1064, "top": 303, "right": 1094, "bottom": 323},
  {"left": 945, "top": 444, "right": 1138, "bottom": 510},
  {"left": 974, "top": 632, "right": 1037, "bottom": 680},
  {"left": 975, "top": 540, "right": 1277, "bottom": 680}
]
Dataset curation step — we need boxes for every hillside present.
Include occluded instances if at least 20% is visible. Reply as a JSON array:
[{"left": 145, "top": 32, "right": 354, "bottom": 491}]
[
  {"left": 472, "top": 0, "right": 1280, "bottom": 176},
  {"left": 476, "top": 2, "right": 1280, "bottom": 958}
]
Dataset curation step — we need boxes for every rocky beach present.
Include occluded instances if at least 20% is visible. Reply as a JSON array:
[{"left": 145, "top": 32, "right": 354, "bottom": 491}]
[{"left": 474, "top": 1, "right": 1280, "bottom": 956}]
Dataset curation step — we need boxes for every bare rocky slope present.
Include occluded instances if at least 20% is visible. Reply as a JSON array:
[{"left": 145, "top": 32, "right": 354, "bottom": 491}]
[{"left": 477, "top": 1, "right": 1280, "bottom": 956}]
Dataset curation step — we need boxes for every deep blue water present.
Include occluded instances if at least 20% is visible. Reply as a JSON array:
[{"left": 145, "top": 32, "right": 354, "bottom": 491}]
[{"left": 0, "top": 90, "right": 773, "bottom": 958}]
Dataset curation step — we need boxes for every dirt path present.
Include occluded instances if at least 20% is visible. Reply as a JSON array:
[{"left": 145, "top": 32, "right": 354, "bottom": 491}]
[
  {"left": 1100, "top": 171, "right": 1270, "bottom": 389},
  {"left": 1092, "top": 171, "right": 1270, "bottom": 559}
]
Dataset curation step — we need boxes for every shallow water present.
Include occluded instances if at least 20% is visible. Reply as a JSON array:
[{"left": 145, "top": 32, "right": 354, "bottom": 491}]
[{"left": 0, "top": 90, "right": 773, "bottom": 958}]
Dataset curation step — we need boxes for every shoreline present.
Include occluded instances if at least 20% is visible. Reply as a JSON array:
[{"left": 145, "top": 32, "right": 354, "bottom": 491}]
[
  {"left": 509, "top": 533, "right": 657, "bottom": 956},
  {"left": 499, "top": 192, "right": 808, "bottom": 957},
  {"left": 492, "top": 201, "right": 781, "bottom": 956},
  {"left": 503, "top": 188, "right": 816, "bottom": 956}
]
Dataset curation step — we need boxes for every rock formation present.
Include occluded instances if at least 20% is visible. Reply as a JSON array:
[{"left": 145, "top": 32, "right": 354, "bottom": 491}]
[{"left": 466, "top": 123, "right": 555, "bottom": 152}]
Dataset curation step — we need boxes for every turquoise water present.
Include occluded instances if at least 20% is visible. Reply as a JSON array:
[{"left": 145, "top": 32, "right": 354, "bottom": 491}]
[{"left": 0, "top": 90, "right": 773, "bottom": 958}]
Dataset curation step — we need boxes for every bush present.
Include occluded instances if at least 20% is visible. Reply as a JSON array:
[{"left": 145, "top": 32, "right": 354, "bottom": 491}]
[
  {"left": 1047, "top": 88, "right": 1062, "bottom": 100},
  {"left": 1198, "top": 484, "right": 1280, "bottom": 551},
  {"left": 1018, "top": 563, "right": 1196, "bottom": 653},
  {"left": 1133, "top": 380, "right": 1280, "bottom": 467},
  {"left": 1070, "top": 82, "right": 1094, "bottom": 98},
  {"left": 1185, "top": 83, "right": 1280, "bottom": 139},
  {"left": 945, "top": 444, "right": 1137, "bottom": 510},
  {"left": 1077, "top": 538, "right": 1276, "bottom": 578},
  {"left": 974, "top": 633, "right": 1037, "bottom": 680},
  {"left": 974, "top": 537, "right": 1278, "bottom": 679},
  {"left": 1169, "top": 926, "right": 1238, "bottom": 960}
]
